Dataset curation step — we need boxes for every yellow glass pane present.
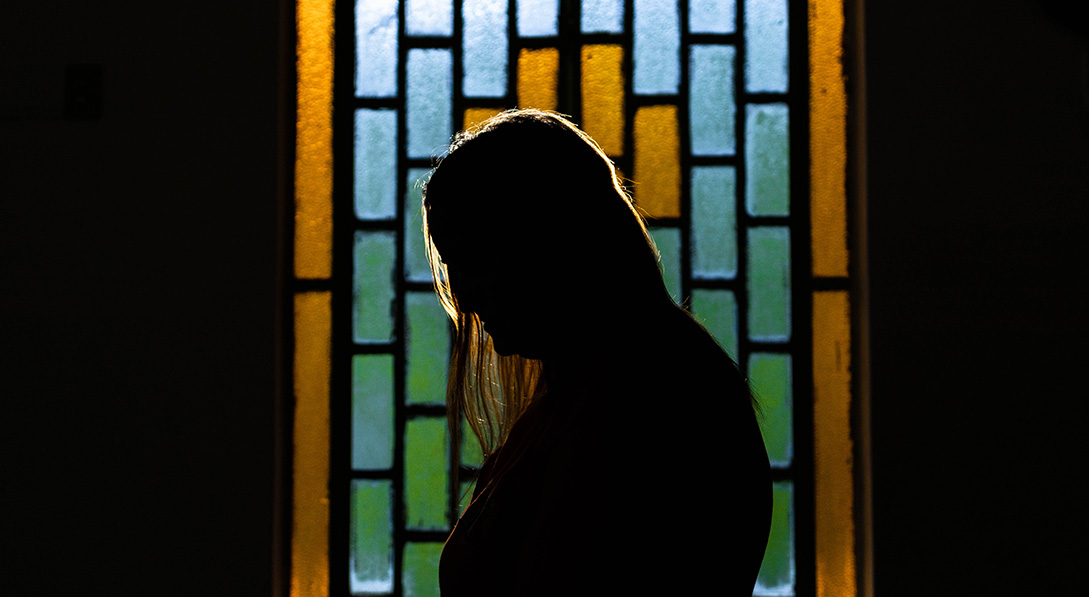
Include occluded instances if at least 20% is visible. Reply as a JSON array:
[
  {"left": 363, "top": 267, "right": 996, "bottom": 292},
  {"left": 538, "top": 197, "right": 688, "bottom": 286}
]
[
  {"left": 292, "top": 291, "right": 332, "bottom": 597},
  {"left": 463, "top": 107, "right": 503, "bottom": 130},
  {"left": 812, "top": 290, "right": 855, "bottom": 597},
  {"left": 633, "top": 105, "right": 681, "bottom": 219},
  {"left": 809, "top": 0, "right": 848, "bottom": 277},
  {"left": 580, "top": 44, "right": 624, "bottom": 156},
  {"left": 295, "top": 0, "right": 334, "bottom": 279},
  {"left": 517, "top": 47, "right": 559, "bottom": 111}
]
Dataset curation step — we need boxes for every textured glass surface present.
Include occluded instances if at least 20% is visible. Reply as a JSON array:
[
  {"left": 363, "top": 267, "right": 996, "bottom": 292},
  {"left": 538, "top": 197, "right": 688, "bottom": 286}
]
[
  {"left": 518, "top": 47, "right": 559, "bottom": 110},
  {"left": 810, "top": 0, "right": 848, "bottom": 279},
  {"left": 295, "top": 0, "right": 334, "bottom": 280},
  {"left": 691, "top": 289, "right": 738, "bottom": 357},
  {"left": 746, "top": 103, "right": 790, "bottom": 216},
  {"left": 749, "top": 353, "right": 793, "bottom": 466},
  {"left": 691, "top": 166, "right": 737, "bottom": 278},
  {"left": 747, "top": 227, "right": 791, "bottom": 342},
  {"left": 406, "top": 0, "right": 452, "bottom": 36},
  {"left": 582, "top": 0, "right": 623, "bottom": 33},
  {"left": 756, "top": 481, "right": 796, "bottom": 594},
  {"left": 689, "top": 45, "right": 736, "bottom": 156},
  {"left": 350, "top": 480, "right": 393, "bottom": 594},
  {"left": 650, "top": 227, "right": 682, "bottom": 303},
  {"left": 634, "top": 105, "right": 680, "bottom": 218},
  {"left": 352, "top": 355, "right": 395, "bottom": 470},
  {"left": 406, "top": 292, "right": 449, "bottom": 405},
  {"left": 405, "top": 168, "right": 432, "bottom": 282},
  {"left": 355, "top": 0, "right": 398, "bottom": 97},
  {"left": 405, "top": 417, "right": 450, "bottom": 531},
  {"left": 744, "top": 0, "right": 789, "bottom": 93},
  {"left": 407, "top": 49, "right": 453, "bottom": 158},
  {"left": 353, "top": 231, "right": 396, "bottom": 343},
  {"left": 463, "top": 0, "right": 508, "bottom": 97},
  {"left": 581, "top": 45, "right": 625, "bottom": 156},
  {"left": 690, "top": 0, "right": 736, "bottom": 33},
  {"left": 517, "top": 0, "right": 559, "bottom": 36},
  {"left": 402, "top": 542, "right": 443, "bottom": 597},
  {"left": 354, "top": 109, "right": 398, "bottom": 219},
  {"left": 633, "top": 0, "right": 680, "bottom": 94}
]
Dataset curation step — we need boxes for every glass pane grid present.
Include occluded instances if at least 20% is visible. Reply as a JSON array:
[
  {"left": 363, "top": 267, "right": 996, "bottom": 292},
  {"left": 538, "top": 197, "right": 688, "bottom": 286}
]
[{"left": 344, "top": 1, "right": 801, "bottom": 595}]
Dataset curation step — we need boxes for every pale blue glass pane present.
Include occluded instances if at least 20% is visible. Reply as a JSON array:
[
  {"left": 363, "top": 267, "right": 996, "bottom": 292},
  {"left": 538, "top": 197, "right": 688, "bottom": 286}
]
[
  {"left": 634, "top": 0, "right": 680, "bottom": 95},
  {"left": 407, "top": 50, "right": 453, "bottom": 158},
  {"left": 406, "top": 0, "right": 453, "bottom": 36},
  {"left": 464, "top": 0, "right": 509, "bottom": 96},
  {"left": 355, "top": 0, "right": 398, "bottom": 97},
  {"left": 690, "top": 0, "right": 736, "bottom": 33},
  {"left": 691, "top": 166, "right": 737, "bottom": 278},
  {"left": 406, "top": 292, "right": 449, "bottom": 405},
  {"left": 747, "top": 227, "right": 791, "bottom": 342},
  {"left": 691, "top": 289, "right": 738, "bottom": 357},
  {"left": 405, "top": 168, "right": 433, "bottom": 282},
  {"left": 745, "top": 103, "right": 790, "bottom": 216},
  {"left": 350, "top": 480, "right": 393, "bottom": 594},
  {"left": 405, "top": 417, "right": 450, "bottom": 531},
  {"left": 748, "top": 352, "right": 793, "bottom": 466},
  {"left": 581, "top": 0, "right": 623, "bottom": 33},
  {"left": 755, "top": 481, "right": 796, "bottom": 594},
  {"left": 352, "top": 355, "right": 395, "bottom": 470},
  {"left": 650, "top": 227, "right": 682, "bottom": 303},
  {"left": 353, "top": 231, "right": 396, "bottom": 343},
  {"left": 402, "top": 542, "right": 443, "bottom": 597},
  {"left": 517, "top": 0, "right": 559, "bottom": 36},
  {"left": 354, "top": 109, "right": 398, "bottom": 219},
  {"left": 689, "top": 45, "right": 736, "bottom": 156},
  {"left": 744, "top": 0, "right": 789, "bottom": 93}
]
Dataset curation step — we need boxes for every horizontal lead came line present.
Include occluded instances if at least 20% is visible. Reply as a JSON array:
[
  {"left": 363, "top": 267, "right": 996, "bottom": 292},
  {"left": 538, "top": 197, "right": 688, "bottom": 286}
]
[
  {"left": 352, "top": 97, "right": 398, "bottom": 109},
  {"left": 689, "top": 155, "right": 740, "bottom": 166},
  {"left": 348, "top": 469, "right": 395, "bottom": 480},
  {"left": 402, "top": 36, "right": 456, "bottom": 49},
  {"left": 290, "top": 278, "right": 334, "bottom": 292},
  {"left": 355, "top": 219, "right": 397, "bottom": 230},
  {"left": 631, "top": 93, "right": 680, "bottom": 105},
  {"left": 405, "top": 404, "right": 448, "bottom": 418},
  {"left": 351, "top": 342, "right": 396, "bottom": 355},
  {"left": 810, "top": 277, "right": 851, "bottom": 291},
  {"left": 742, "top": 92, "right": 793, "bottom": 104},
  {"left": 684, "top": 33, "right": 740, "bottom": 44},
  {"left": 403, "top": 530, "right": 451, "bottom": 543}
]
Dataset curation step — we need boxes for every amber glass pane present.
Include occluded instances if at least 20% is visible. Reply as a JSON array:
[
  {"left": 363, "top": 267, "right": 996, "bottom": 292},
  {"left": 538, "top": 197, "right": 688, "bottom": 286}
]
[
  {"left": 402, "top": 542, "right": 443, "bottom": 597},
  {"left": 405, "top": 417, "right": 450, "bottom": 531},
  {"left": 580, "top": 44, "right": 624, "bottom": 156},
  {"left": 463, "top": 107, "right": 503, "bottom": 130},
  {"left": 352, "top": 354, "right": 394, "bottom": 470},
  {"left": 633, "top": 105, "right": 680, "bottom": 218},
  {"left": 517, "top": 47, "right": 559, "bottom": 110},
  {"left": 350, "top": 480, "right": 393, "bottom": 594}
]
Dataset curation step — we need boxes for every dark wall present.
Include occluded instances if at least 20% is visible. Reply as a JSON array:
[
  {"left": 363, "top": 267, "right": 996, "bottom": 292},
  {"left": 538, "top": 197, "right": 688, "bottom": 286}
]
[
  {"left": 2, "top": 1, "right": 281, "bottom": 594},
  {"left": 866, "top": 1, "right": 1088, "bottom": 594},
  {"left": 3, "top": 0, "right": 1087, "bottom": 595}
]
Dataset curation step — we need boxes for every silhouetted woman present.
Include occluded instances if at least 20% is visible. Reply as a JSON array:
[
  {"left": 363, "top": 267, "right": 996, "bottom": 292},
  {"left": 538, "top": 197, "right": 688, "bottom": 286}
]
[{"left": 423, "top": 109, "right": 771, "bottom": 596}]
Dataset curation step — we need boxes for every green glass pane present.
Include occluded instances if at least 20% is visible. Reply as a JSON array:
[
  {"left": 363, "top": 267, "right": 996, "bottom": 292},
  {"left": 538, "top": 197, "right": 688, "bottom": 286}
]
[
  {"left": 689, "top": 45, "right": 736, "bottom": 156},
  {"left": 355, "top": 0, "right": 398, "bottom": 97},
  {"left": 649, "top": 227, "right": 682, "bottom": 303},
  {"left": 406, "top": 292, "right": 449, "bottom": 405},
  {"left": 745, "top": 103, "right": 790, "bottom": 216},
  {"left": 748, "top": 353, "right": 793, "bottom": 466},
  {"left": 405, "top": 168, "right": 433, "bottom": 282},
  {"left": 691, "top": 166, "right": 737, "bottom": 278},
  {"left": 460, "top": 416, "right": 484, "bottom": 468},
  {"left": 690, "top": 0, "right": 735, "bottom": 33},
  {"left": 350, "top": 480, "right": 393, "bottom": 594},
  {"left": 464, "top": 0, "right": 508, "bottom": 96},
  {"left": 352, "top": 354, "right": 395, "bottom": 470},
  {"left": 744, "top": 0, "right": 789, "bottom": 93},
  {"left": 633, "top": 0, "right": 680, "bottom": 94},
  {"left": 405, "top": 417, "right": 450, "bottom": 531},
  {"left": 407, "top": 49, "right": 453, "bottom": 158},
  {"left": 747, "top": 227, "right": 790, "bottom": 342},
  {"left": 354, "top": 109, "right": 398, "bottom": 220},
  {"left": 756, "top": 481, "right": 795, "bottom": 594},
  {"left": 458, "top": 480, "right": 477, "bottom": 515},
  {"left": 691, "top": 289, "right": 738, "bottom": 358},
  {"left": 402, "top": 542, "right": 443, "bottom": 597},
  {"left": 406, "top": 0, "right": 452, "bottom": 36},
  {"left": 353, "top": 231, "right": 396, "bottom": 343}
]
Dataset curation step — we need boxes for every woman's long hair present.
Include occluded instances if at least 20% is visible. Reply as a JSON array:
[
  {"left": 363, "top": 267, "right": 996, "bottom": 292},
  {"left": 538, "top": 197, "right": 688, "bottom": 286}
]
[{"left": 422, "top": 109, "right": 673, "bottom": 463}]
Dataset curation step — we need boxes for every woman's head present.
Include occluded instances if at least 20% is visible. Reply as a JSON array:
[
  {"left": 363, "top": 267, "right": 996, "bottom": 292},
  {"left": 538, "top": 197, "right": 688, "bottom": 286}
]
[{"left": 423, "top": 109, "right": 669, "bottom": 359}]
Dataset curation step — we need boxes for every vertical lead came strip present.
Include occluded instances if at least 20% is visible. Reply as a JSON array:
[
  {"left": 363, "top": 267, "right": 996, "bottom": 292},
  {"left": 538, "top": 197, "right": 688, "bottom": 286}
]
[
  {"left": 812, "top": 290, "right": 855, "bottom": 597},
  {"left": 293, "top": 292, "right": 332, "bottom": 597}
]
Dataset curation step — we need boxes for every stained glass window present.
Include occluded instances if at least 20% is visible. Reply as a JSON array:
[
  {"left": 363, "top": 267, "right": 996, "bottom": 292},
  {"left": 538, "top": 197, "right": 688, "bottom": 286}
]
[{"left": 291, "top": 0, "right": 856, "bottom": 595}]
